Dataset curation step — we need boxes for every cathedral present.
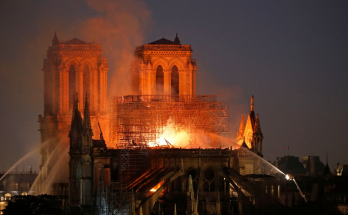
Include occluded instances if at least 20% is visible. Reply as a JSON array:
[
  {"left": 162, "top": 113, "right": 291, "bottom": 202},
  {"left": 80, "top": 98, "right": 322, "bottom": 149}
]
[{"left": 38, "top": 33, "right": 281, "bottom": 215}]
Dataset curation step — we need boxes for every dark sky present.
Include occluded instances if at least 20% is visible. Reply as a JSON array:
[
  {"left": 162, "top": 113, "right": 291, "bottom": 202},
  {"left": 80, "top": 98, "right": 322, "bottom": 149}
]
[{"left": 0, "top": 0, "right": 347, "bottom": 172}]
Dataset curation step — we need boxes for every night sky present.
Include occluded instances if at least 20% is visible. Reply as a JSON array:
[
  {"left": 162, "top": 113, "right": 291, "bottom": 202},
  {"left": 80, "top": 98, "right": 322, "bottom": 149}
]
[{"left": 0, "top": 0, "right": 347, "bottom": 172}]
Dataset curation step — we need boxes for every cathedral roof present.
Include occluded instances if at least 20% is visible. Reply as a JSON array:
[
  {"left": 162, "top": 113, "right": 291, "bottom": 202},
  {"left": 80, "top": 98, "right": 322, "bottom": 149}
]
[
  {"left": 65, "top": 37, "right": 89, "bottom": 45},
  {"left": 52, "top": 32, "right": 59, "bottom": 46},
  {"left": 148, "top": 34, "right": 181, "bottom": 45},
  {"left": 148, "top": 38, "right": 178, "bottom": 45},
  {"left": 322, "top": 163, "right": 332, "bottom": 176}
]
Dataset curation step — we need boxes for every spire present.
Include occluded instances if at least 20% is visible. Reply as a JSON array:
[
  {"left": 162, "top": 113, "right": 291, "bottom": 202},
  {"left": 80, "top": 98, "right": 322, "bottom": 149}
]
[
  {"left": 254, "top": 114, "right": 262, "bottom": 134},
  {"left": 174, "top": 33, "right": 181, "bottom": 44},
  {"left": 69, "top": 93, "right": 83, "bottom": 140},
  {"left": 72, "top": 92, "right": 79, "bottom": 115},
  {"left": 251, "top": 95, "right": 254, "bottom": 112},
  {"left": 98, "top": 122, "right": 104, "bottom": 141},
  {"left": 323, "top": 163, "right": 332, "bottom": 176},
  {"left": 237, "top": 114, "right": 245, "bottom": 140},
  {"left": 52, "top": 32, "right": 59, "bottom": 46},
  {"left": 83, "top": 93, "right": 93, "bottom": 135}
]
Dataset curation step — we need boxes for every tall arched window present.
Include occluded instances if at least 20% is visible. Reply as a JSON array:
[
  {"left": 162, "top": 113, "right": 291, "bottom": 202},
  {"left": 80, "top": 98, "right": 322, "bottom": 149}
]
[
  {"left": 69, "top": 65, "right": 76, "bottom": 110},
  {"left": 156, "top": 65, "right": 164, "bottom": 95},
  {"left": 171, "top": 65, "right": 179, "bottom": 96},
  {"left": 83, "top": 65, "right": 90, "bottom": 99}
]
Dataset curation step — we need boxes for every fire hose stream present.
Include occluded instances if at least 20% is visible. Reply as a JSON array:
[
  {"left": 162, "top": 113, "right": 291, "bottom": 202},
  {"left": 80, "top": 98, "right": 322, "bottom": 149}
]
[{"left": 285, "top": 174, "right": 307, "bottom": 202}]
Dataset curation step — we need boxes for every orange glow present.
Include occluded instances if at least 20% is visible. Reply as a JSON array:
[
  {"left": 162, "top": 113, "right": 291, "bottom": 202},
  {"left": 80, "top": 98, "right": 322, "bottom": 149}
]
[
  {"left": 148, "top": 118, "right": 191, "bottom": 148},
  {"left": 146, "top": 118, "right": 241, "bottom": 149},
  {"left": 147, "top": 180, "right": 165, "bottom": 196}
]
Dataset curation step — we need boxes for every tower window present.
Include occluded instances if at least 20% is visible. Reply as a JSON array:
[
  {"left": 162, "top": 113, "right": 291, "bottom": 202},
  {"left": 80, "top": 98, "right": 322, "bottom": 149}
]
[
  {"left": 171, "top": 65, "right": 179, "bottom": 96},
  {"left": 156, "top": 65, "right": 164, "bottom": 95}
]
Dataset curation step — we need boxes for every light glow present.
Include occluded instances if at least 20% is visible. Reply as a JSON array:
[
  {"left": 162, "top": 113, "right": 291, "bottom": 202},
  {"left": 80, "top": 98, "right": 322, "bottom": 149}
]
[
  {"left": 148, "top": 118, "right": 191, "bottom": 148},
  {"left": 285, "top": 174, "right": 294, "bottom": 180}
]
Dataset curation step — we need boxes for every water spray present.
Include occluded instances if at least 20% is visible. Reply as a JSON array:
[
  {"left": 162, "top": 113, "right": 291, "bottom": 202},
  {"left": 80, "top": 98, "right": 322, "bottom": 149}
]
[
  {"left": 285, "top": 174, "right": 307, "bottom": 202},
  {"left": 0, "top": 141, "right": 50, "bottom": 182}
]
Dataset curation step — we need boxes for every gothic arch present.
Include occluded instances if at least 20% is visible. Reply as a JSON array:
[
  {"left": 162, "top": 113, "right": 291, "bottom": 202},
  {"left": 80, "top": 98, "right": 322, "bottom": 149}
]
[
  {"left": 168, "top": 58, "right": 186, "bottom": 71},
  {"left": 64, "top": 57, "right": 79, "bottom": 69},
  {"left": 152, "top": 57, "right": 169, "bottom": 70},
  {"left": 79, "top": 58, "right": 95, "bottom": 70}
]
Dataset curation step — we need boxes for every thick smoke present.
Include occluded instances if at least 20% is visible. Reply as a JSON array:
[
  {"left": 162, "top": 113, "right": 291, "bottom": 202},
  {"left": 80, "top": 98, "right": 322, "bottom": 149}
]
[
  {"left": 0, "top": 0, "right": 152, "bottom": 170},
  {"left": 78, "top": 0, "right": 152, "bottom": 97}
]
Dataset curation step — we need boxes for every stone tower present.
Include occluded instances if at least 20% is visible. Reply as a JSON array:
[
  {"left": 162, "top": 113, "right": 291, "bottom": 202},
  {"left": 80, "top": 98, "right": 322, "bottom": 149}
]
[
  {"left": 38, "top": 33, "right": 109, "bottom": 192},
  {"left": 131, "top": 34, "right": 197, "bottom": 96},
  {"left": 69, "top": 95, "right": 93, "bottom": 209},
  {"left": 236, "top": 96, "right": 264, "bottom": 156}
]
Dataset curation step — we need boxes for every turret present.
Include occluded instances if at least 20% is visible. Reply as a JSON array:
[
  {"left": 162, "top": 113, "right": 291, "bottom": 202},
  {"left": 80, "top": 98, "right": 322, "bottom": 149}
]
[
  {"left": 52, "top": 32, "right": 59, "bottom": 46},
  {"left": 253, "top": 114, "right": 263, "bottom": 155},
  {"left": 236, "top": 114, "right": 245, "bottom": 142},
  {"left": 69, "top": 93, "right": 83, "bottom": 150},
  {"left": 174, "top": 33, "right": 181, "bottom": 44},
  {"left": 82, "top": 93, "right": 93, "bottom": 149},
  {"left": 83, "top": 93, "right": 93, "bottom": 135},
  {"left": 251, "top": 95, "right": 254, "bottom": 112}
]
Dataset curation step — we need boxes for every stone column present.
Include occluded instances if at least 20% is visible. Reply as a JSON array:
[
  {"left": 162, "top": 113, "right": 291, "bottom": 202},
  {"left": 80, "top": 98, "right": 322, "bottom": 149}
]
[
  {"left": 192, "top": 69, "right": 197, "bottom": 96},
  {"left": 99, "top": 68, "right": 107, "bottom": 113},
  {"left": 90, "top": 69, "right": 98, "bottom": 114},
  {"left": 179, "top": 70, "right": 185, "bottom": 96},
  {"left": 188, "top": 70, "right": 193, "bottom": 96},
  {"left": 75, "top": 68, "right": 83, "bottom": 107},
  {"left": 139, "top": 67, "right": 144, "bottom": 95},
  {"left": 151, "top": 69, "right": 156, "bottom": 95},
  {"left": 51, "top": 66, "right": 58, "bottom": 115},
  {"left": 59, "top": 67, "right": 69, "bottom": 114}
]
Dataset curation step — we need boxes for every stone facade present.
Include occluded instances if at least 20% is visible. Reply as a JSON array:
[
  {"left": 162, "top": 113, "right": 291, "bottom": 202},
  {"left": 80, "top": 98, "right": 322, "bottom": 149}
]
[
  {"left": 131, "top": 34, "right": 197, "bottom": 96},
  {"left": 38, "top": 34, "right": 110, "bottom": 194},
  {"left": 236, "top": 96, "right": 264, "bottom": 156}
]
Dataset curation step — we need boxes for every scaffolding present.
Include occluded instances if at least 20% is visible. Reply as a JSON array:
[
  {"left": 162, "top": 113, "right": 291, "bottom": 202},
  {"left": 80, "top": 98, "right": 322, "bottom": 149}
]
[
  {"left": 111, "top": 95, "right": 229, "bottom": 148},
  {"left": 109, "top": 95, "right": 228, "bottom": 213}
]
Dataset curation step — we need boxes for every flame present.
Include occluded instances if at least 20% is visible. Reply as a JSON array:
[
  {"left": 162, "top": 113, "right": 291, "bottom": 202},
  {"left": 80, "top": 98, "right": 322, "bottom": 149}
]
[
  {"left": 148, "top": 118, "right": 191, "bottom": 148},
  {"left": 148, "top": 180, "right": 165, "bottom": 196},
  {"left": 147, "top": 118, "right": 240, "bottom": 149}
]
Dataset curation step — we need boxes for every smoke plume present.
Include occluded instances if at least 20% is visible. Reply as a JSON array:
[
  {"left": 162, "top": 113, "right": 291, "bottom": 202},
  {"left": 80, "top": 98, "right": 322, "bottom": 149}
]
[{"left": 78, "top": 0, "right": 152, "bottom": 97}]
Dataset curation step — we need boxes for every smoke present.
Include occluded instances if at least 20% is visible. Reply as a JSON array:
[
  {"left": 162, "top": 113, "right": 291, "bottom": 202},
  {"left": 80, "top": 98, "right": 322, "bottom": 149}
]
[{"left": 78, "top": 0, "right": 152, "bottom": 97}]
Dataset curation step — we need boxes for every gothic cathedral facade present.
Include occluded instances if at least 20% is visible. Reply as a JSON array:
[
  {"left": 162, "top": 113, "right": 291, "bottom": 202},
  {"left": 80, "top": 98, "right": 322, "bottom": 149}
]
[
  {"left": 38, "top": 33, "right": 109, "bottom": 193},
  {"left": 131, "top": 34, "right": 197, "bottom": 96}
]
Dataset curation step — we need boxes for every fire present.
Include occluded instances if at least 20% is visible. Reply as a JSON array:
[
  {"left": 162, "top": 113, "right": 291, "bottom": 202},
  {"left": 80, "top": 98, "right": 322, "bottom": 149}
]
[
  {"left": 148, "top": 118, "right": 191, "bottom": 148},
  {"left": 148, "top": 180, "right": 165, "bottom": 196}
]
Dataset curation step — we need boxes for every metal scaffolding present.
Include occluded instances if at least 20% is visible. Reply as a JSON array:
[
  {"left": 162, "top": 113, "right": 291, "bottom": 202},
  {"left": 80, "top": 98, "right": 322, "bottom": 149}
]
[
  {"left": 110, "top": 95, "right": 229, "bottom": 148},
  {"left": 109, "top": 95, "right": 228, "bottom": 213}
]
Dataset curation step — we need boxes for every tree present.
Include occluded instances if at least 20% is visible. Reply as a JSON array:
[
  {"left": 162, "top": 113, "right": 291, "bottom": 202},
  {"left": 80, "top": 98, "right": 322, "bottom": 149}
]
[{"left": 2, "top": 194, "right": 63, "bottom": 215}]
